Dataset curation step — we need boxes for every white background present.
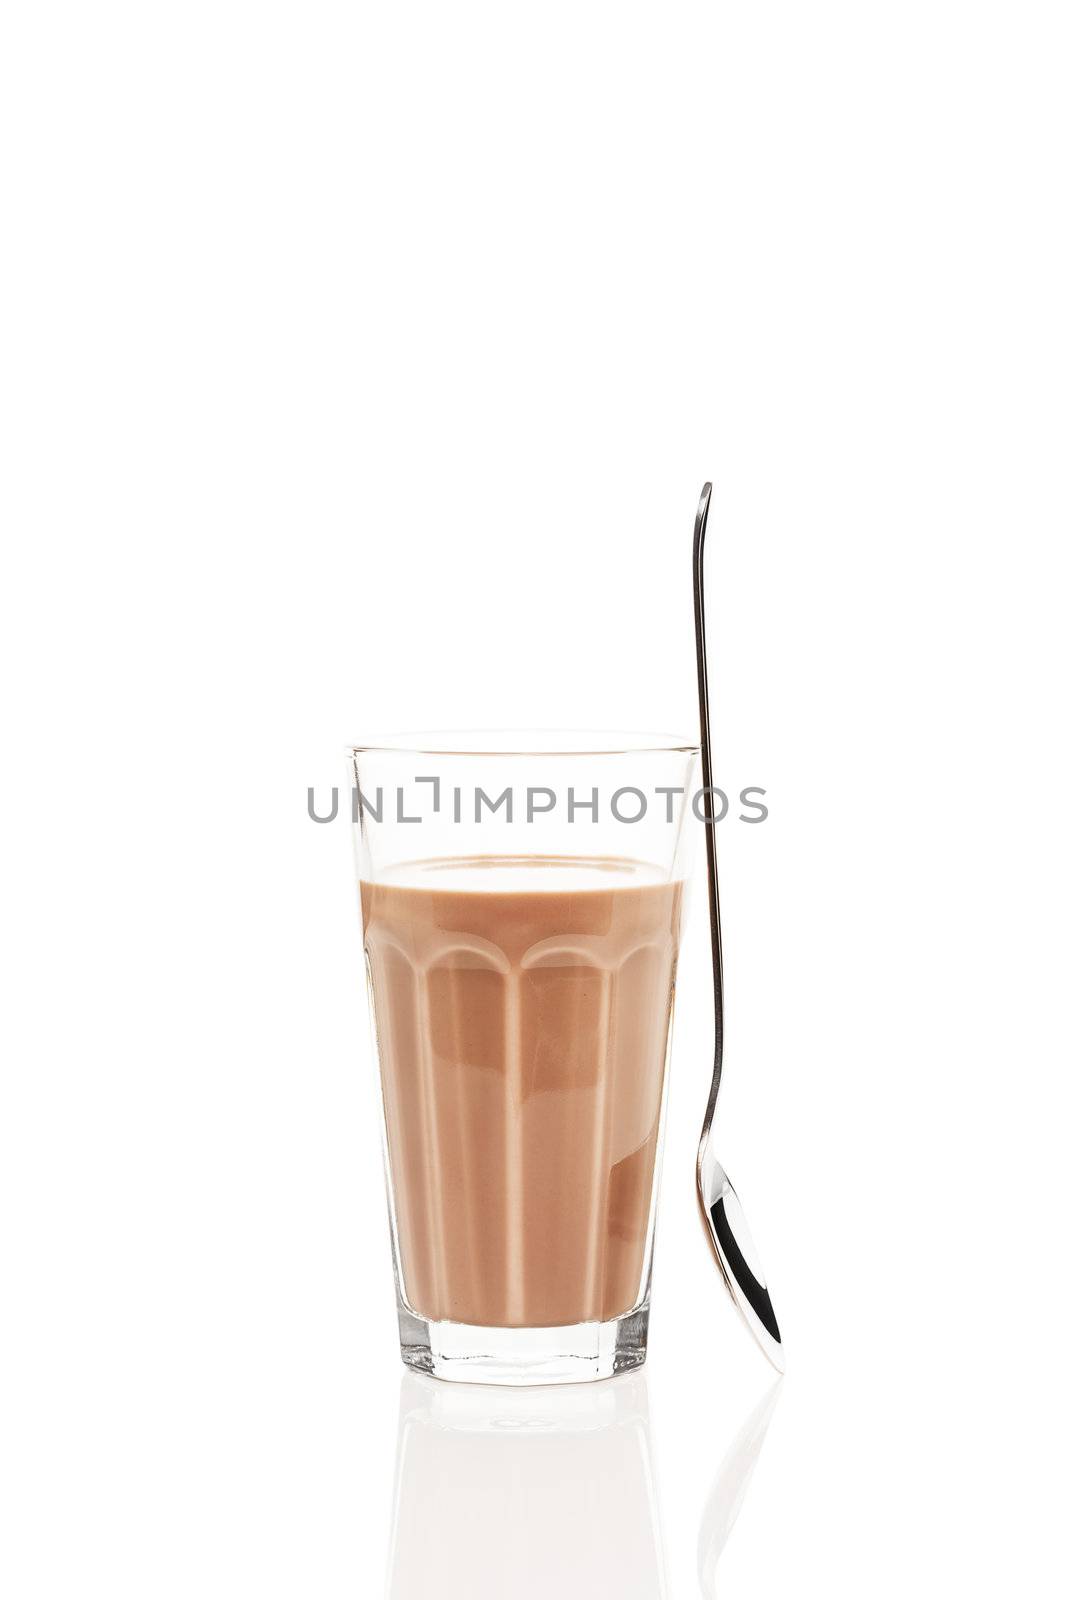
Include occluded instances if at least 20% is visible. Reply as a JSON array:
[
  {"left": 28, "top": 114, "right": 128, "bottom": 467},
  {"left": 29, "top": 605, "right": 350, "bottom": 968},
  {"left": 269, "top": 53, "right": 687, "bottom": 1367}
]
[{"left": 3, "top": 2, "right": 1066, "bottom": 1595}]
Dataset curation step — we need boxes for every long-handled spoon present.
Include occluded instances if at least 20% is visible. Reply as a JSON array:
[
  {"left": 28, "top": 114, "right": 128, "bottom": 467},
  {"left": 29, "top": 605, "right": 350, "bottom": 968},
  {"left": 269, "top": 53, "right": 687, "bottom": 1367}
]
[{"left": 693, "top": 481, "right": 786, "bottom": 1371}]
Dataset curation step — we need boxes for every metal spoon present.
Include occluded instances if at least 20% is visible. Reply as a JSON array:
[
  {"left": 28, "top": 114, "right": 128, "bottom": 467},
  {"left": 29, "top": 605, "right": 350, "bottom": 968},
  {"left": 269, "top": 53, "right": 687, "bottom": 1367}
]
[{"left": 693, "top": 481, "right": 786, "bottom": 1372}]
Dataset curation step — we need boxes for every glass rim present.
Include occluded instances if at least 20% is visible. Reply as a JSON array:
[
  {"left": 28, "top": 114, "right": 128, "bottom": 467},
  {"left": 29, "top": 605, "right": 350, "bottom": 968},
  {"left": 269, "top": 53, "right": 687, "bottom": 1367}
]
[{"left": 347, "top": 729, "right": 699, "bottom": 757}]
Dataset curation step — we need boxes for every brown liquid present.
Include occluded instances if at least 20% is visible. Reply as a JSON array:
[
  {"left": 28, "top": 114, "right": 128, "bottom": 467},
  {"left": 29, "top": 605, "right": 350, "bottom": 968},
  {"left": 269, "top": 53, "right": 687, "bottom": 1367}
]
[{"left": 361, "top": 857, "right": 682, "bottom": 1328}]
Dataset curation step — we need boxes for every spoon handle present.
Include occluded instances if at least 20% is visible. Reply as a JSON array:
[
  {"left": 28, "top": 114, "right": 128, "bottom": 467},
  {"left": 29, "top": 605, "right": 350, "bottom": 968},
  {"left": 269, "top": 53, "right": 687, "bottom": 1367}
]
[{"left": 693, "top": 481, "right": 724, "bottom": 1154}]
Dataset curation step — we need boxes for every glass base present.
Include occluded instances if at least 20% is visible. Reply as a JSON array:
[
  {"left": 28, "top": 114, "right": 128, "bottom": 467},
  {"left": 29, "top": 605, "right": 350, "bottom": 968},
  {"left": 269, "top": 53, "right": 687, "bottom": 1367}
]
[{"left": 396, "top": 1299, "right": 650, "bottom": 1386}]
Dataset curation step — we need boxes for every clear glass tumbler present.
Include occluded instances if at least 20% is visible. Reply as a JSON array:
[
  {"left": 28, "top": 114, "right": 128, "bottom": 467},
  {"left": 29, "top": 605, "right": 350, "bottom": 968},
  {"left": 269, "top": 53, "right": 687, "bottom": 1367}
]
[{"left": 348, "top": 733, "right": 697, "bottom": 1384}]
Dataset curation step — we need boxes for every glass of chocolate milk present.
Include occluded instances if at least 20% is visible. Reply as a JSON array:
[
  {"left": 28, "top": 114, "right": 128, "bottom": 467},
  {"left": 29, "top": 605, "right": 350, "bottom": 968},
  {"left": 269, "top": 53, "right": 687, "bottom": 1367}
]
[{"left": 349, "top": 733, "right": 697, "bottom": 1384}]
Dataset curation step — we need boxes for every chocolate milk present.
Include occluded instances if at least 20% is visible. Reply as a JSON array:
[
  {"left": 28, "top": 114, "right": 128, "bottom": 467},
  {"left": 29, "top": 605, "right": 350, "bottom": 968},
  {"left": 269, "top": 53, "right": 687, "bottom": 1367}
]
[{"left": 361, "top": 857, "right": 683, "bottom": 1329}]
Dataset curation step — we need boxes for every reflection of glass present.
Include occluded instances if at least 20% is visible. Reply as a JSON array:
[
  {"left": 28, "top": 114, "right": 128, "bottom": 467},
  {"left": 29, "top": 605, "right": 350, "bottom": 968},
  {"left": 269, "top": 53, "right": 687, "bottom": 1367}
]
[
  {"left": 386, "top": 1371, "right": 782, "bottom": 1600},
  {"left": 387, "top": 1372, "right": 667, "bottom": 1600},
  {"left": 350, "top": 734, "right": 697, "bottom": 1383},
  {"left": 698, "top": 1381, "right": 782, "bottom": 1600}
]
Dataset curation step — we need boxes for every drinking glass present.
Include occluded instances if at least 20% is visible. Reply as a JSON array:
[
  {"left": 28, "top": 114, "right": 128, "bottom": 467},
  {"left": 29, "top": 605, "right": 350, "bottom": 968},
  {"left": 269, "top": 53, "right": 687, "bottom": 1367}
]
[{"left": 349, "top": 732, "right": 697, "bottom": 1384}]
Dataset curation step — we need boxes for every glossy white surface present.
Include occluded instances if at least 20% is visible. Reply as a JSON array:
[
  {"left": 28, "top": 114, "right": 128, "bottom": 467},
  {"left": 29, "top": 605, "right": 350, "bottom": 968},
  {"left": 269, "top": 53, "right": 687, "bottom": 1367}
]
[{"left": 4, "top": 0, "right": 1067, "bottom": 1593}]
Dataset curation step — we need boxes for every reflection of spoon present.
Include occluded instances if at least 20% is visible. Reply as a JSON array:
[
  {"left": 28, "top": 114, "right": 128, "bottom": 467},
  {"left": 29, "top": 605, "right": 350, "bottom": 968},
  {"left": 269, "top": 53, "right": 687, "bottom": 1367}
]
[
  {"left": 692, "top": 481, "right": 786, "bottom": 1372},
  {"left": 698, "top": 1380, "right": 783, "bottom": 1599},
  {"left": 387, "top": 1372, "right": 667, "bottom": 1600}
]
